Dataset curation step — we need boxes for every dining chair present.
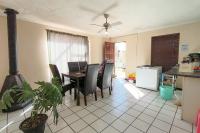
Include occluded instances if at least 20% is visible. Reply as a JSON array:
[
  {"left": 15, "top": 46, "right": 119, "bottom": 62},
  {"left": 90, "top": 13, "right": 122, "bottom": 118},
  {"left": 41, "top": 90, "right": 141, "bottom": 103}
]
[
  {"left": 79, "top": 64, "right": 99, "bottom": 106},
  {"left": 68, "top": 62, "right": 79, "bottom": 72},
  {"left": 78, "top": 61, "right": 87, "bottom": 71},
  {"left": 67, "top": 61, "right": 79, "bottom": 86},
  {"left": 97, "top": 63, "right": 114, "bottom": 98},
  {"left": 49, "top": 64, "right": 73, "bottom": 96}
]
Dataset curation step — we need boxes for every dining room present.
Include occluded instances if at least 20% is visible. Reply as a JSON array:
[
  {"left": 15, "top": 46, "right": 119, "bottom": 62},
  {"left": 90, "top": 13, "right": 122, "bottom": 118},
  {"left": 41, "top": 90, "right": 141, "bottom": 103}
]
[{"left": 1, "top": 0, "right": 200, "bottom": 133}]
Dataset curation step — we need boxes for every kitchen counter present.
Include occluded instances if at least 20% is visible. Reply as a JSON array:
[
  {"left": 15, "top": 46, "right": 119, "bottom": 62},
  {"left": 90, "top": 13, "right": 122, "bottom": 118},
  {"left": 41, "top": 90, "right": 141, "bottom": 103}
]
[
  {"left": 165, "top": 68, "right": 200, "bottom": 78},
  {"left": 165, "top": 68, "right": 200, "bottom": 124}
]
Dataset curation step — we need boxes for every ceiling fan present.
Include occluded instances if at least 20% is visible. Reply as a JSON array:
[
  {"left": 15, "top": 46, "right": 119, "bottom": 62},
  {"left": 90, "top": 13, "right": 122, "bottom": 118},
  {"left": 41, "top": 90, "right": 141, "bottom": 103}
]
[{"left": 91, "top": 13, "right": 122, "bottom": 34}]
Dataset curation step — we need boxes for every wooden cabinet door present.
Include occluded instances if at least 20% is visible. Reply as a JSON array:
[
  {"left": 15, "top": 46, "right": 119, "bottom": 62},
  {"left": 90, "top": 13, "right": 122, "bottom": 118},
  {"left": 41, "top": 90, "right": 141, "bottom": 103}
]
[
  {"left": 104, "top": 42, "right": 115, "bottom": 63},
  {"left": 151, "top": 33, "right": 179, "bottom": 72}
]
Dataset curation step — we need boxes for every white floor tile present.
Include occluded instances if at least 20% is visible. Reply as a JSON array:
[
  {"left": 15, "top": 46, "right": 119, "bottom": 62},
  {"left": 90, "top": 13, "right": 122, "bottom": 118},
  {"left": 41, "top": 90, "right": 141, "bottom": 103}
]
[
  {"left": 56, "top": 126, "right": 74, "bottom": 133},
  {"left": 143, "top": 109, "right": 158, "bottom": 117},
  {"left": 126, "top": 108, "right": 141, "bottom": 117},
  {"left": 102, "top": 126, "right": 120, "bottom": 133},
  {"left": 70, "top": 119, "right": 87, "bottom": 132},
  {"left": 101, "top": 113, "right": 117, "bottom": 124},
  {"left": 147, "top": 104, "right": 161, "bottom": 112},
  {"left": 119, "top": 113, "right": 136, "bottom": 124},
  {"left": 115, "top": 105, "right": 129, "bottom": 112},
  {"left": 76, "top": 109, "right": 90, "bottom": 118},
  {"left": 91, "top": 119, "right": 108, "bottom": 132},
  {"left": 102, "top": 105, "right": 114, "bottom": 112},
  {"left": 124, "top": 126, "right": 143, "bottom": 133},
  {"left": 85, "top": 105, "right": 98, "bottom": 112},
  {"left": 7, "top": 121, "right": 22, "bottom": 133},
  {"left": 109, "top": 109, "right": 124, "bottom": 117},
  {"left": 70, "top": 106, "right": 83, "bottom": 112},
  {"left": 132, "top": 104, "right": 145, "bottom": 112},
  {"left": 93, "top": 109, "right": 107, "bottom": 117},
  {"left": 59, "top": 109, "right": 73, "bottom": 118},
  {"left": 170, "top": 126, "right": 190, "bottom": 133},
  {"left": 63, "top": 113, "right": 80, "bottom": 124},
  {"left": 49, "top": 119, "right": 67, "bottom": 132},
  {"left": 173, "top": 119, "right": 192, "bottom": 132},
  {"left": 147, "top": 126, "right": 166, "bottom": 133},
  {"left": 111, "top": 119, "right": 129, "bottom": 132},
  {"left": 82, "top": 114, "right": 98, "bottom": 124},
  {"left": 94, "top": 101, "right": 106, "bottom": 108},
  {"left": 138, "top": 113, "right": 154, "bottom": 124},
  {"left": 132, "top": 119, "right": 150, "bottom": 132},
  {"left": 160, "top": 109, "right": 175, "bottom": 117},
  {"left": 79, "top": 126, "right": 97, "bottom": 133},
  {"left": 157, "top": 113, "right": 174, "bottom": 124},
  {"left": 153, "top": 119, "right": 171, "bottom": 132}
]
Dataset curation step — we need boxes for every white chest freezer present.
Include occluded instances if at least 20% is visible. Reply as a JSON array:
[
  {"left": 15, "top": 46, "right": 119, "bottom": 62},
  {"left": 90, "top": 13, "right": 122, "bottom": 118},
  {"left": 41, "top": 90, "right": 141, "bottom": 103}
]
[{"left": 136, "top": 66, "right": 162, "bottom": 91}]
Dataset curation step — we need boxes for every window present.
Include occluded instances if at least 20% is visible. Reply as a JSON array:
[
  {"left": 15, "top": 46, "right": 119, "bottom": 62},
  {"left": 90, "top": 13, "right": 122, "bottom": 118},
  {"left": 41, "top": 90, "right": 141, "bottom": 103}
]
[{"left": 47, "top": 30, "right": 89, "bottom": 73}]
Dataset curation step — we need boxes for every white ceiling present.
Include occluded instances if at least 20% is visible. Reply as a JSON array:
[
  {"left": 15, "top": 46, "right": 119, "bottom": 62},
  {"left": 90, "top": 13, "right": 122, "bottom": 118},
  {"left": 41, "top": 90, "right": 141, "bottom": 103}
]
[{"left": 0, "top": 0, "right": 200, "bottom": 37}]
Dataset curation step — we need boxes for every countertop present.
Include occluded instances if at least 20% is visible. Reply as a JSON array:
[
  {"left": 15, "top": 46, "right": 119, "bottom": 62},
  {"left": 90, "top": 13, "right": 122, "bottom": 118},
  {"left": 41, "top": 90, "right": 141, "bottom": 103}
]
[{"left": 165, "top": 68, "right": 200, "bottom": 78}]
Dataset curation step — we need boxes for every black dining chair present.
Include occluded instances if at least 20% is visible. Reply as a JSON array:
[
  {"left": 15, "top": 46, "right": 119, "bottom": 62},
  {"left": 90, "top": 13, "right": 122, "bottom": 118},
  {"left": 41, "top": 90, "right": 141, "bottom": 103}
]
[
  {"left": 67, "top": 61, "right": 79, "bottom": 87},
  {"left": 79, "top": 64, "right": 99, "bottom": 106},
  {"left": 68, "top": 62, "right": 79, "bottom": 72},
  {"left": 79, "top": 61, "right": 87, "bottom": 71},
  {"left": 97, "top": 63, "right": 114, "bottom": 98},
  {"left": 49, "top": 64, "right": 73, "bottom": 96}
]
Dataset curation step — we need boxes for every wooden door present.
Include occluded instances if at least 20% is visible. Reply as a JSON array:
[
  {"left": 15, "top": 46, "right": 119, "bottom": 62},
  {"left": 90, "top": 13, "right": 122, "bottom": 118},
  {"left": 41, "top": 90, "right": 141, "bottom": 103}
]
[
  {"left": 104, "top": 42, "right": 115, "bottom": 63},
  {"left": 151, "top": 33, "right": 179, "bottom": 72}
]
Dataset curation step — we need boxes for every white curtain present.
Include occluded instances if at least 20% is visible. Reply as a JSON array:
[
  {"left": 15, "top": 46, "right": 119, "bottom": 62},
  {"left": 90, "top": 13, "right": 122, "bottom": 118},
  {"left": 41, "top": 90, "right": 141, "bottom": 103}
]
[{"left": 47, "top": 30, "right": 89, "bottom": 74}]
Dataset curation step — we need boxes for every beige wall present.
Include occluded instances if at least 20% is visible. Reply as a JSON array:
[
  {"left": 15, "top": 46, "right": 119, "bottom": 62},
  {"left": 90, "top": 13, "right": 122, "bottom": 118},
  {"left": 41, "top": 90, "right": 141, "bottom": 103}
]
[
  {"left": 111, "top": 22, "right": 200, "bottom": 87},
  {"left": 112, "top": 22, "right": 200, "bottom": 73},
  {"left": 0, "top": 16, "right": 104, "bottom": 89}
]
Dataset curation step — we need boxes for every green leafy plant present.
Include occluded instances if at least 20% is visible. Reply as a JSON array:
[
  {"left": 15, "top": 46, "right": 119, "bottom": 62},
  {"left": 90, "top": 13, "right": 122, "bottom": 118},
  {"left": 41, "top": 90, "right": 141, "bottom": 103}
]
[{"left": 0, "top": 77, "right": 63, "bottom": 124}]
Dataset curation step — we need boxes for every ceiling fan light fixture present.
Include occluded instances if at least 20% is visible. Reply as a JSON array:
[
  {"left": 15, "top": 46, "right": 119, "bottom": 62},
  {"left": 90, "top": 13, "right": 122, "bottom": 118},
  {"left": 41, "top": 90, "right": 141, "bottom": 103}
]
[{"left": 105, "top": 31, "right": 109, "bottom": 35}]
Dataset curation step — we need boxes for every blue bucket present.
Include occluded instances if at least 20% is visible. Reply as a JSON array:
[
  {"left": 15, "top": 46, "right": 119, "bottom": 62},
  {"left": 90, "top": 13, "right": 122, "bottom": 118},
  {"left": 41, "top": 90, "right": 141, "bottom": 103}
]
[{"left": 160, "top": 85, "right": 174, "bottom": 100}]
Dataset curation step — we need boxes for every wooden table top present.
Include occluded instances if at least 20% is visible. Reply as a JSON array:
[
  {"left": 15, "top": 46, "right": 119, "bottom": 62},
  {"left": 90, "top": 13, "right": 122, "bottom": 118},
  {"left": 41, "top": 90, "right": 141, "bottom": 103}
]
[{"left": 62, "top": 72, "right": 85, "bottom": 79}]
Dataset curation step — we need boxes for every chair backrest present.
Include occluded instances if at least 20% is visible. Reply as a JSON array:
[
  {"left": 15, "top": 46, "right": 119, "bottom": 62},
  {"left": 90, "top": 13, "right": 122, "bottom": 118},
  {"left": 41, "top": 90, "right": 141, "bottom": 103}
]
[
  {"left": 79, "top": 61, "right": 87, "bottom": 71},
  {"left": 102, "top": 63, "right": 114, "bottom": 89},
  {"left": 84, "top": 64, "right": 99, "bottom": 95},
  {"left": 68, "top": 62, "right": 79, "bottom": 72},
  {"left": 49, "top": 64, "right": 62, "bottom": 83}
]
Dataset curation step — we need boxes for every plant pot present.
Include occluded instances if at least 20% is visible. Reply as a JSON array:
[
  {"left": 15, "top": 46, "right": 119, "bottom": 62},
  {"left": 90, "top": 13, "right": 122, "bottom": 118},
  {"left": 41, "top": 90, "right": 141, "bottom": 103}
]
[{"left": 19, "top": 114, "right": 48, "bottom": 133}]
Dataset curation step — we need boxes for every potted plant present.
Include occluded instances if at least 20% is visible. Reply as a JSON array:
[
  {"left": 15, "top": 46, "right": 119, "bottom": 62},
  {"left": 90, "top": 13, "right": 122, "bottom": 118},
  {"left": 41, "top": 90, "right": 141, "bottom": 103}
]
[{"left": 0, "top": 78, "right": 63, "bottom": 133}]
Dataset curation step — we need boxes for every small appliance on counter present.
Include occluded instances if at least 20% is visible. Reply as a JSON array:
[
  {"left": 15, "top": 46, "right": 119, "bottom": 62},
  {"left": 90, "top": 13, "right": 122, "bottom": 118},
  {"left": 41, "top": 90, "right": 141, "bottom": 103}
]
[
  {"left": 189, "top": 53, "right": 200, "bottom": 72},
  {"left": 179, "top": 52, "right": 200, "bottom": 72}
]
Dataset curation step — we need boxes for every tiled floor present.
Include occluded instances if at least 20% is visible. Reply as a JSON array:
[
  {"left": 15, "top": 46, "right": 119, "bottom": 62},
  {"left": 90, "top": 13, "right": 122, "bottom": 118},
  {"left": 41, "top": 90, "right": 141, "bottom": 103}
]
[{"left": 0, "top": 79, "right": 196, "bottom": 133}]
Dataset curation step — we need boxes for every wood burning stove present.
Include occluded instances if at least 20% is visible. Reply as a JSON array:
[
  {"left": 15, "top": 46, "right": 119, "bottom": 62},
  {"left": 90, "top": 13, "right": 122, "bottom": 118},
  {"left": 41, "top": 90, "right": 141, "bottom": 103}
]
[{"left": 0, "top": 8, "right": 31, "bottom": 112}]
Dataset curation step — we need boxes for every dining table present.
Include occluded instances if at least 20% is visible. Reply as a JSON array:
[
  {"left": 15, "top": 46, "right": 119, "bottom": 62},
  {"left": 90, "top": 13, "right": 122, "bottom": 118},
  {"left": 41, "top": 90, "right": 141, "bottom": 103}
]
[{"left": 62, "top": 72, "right": 85, "bottom": 106}]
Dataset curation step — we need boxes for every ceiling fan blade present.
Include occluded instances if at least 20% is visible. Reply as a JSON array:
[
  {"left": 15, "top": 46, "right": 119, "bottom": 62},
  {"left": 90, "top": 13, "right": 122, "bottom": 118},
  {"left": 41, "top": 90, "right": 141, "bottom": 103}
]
[
  {"left": 92, "top": 2, "right": 118, "bottom": 21},
  {"left": 90, "top": 24, "right": 103, "bottom": 27},
  {"left": 79, "top": 5, "right": 99, "bottom": 14},
  {"left": 110, "top": 21, "right": 122, "bottom": 26},
  {"left": 98, "top": 28, "right": 105, "bottom": 33}
]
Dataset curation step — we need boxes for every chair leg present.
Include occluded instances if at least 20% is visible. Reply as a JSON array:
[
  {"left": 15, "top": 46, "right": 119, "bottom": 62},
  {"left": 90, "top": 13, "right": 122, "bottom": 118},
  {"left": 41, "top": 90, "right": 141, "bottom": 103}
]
[
  {"left": 109, "top": 87, "right": 111, "bottom": 95},
  {"left": 74, "top": 88, "right": 76, "bottom": 100},
  {"left": 84, "top": 95, "right": 87, "bottom": 106},
  {"left": 69, "top": 89, "right": 72, "bottom": 95},
  {"left": 111, "top": 78, "right": 113, "bottom": 91},
  {"left": 95, "top": 91, "right": 97, "bottom": 101},
  {"left": 101, "top": 89, "right": 104, "bottom": 98}
]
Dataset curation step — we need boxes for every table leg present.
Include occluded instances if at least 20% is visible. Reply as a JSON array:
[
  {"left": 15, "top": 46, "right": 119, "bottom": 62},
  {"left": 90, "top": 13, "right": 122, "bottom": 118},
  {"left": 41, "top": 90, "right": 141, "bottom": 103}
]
[
  {"left": 111, "top": 77, "right": 113, "bottom": 91},
  {"left": 76, "top": 79, "right": 80, "bottom": 106}
]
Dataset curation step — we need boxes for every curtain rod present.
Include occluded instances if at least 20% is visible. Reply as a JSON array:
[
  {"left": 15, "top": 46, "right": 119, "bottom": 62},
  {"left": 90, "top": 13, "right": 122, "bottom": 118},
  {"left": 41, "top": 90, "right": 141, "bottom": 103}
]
[{"left": 46, "top": 29, "right": 88, "bottom": 38}]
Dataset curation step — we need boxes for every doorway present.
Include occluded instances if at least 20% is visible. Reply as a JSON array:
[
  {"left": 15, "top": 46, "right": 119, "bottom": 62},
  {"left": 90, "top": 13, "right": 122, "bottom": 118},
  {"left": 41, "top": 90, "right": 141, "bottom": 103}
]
[
  {"left": 151, "top": 33, "right": 180, "bottom": 72},
  {"left": 115, "top": 42, "right": 127, "bottom": 78}
]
